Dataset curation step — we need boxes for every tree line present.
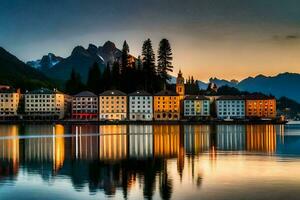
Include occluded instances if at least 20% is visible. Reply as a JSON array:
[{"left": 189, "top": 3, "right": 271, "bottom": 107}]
[{"left": 65, "top": 38, "right": 176, "bottom": 95}]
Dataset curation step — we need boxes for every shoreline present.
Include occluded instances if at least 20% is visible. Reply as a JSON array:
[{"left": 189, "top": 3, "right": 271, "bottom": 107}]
[{"left": 0, "top": 119, "right": 287, "bottom": 125}]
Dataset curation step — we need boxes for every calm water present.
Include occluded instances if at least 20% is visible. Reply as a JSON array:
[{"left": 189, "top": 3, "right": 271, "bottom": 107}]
[{"left": 0, "top": 124, "right": 300, "bottom": 200}]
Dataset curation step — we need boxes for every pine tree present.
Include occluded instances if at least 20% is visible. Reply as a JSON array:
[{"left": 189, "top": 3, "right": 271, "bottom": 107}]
[
  {"left": 142, "top": 39, "right": 155, "bottom": 72},
  {"left": 142, "top": 39, "right": 156, "bottom": 92},
  {"left": 65, "top": 69, "right": 85, "bottom": 95},
  {"left": 111, "top": 61, "right": 121, "bottom": 89},
  {"left": 87, "top": 62, "right": 102, "bottom": 94},
  {"left": 121, "top": 40, "right": 130, "bottom": 74},
  {"left": 102, "top": 62, "right": 111, "bottom": 90},
  {"left": 157, "top": 38, "right": 173, "bottom": 83},
  {"left": 136, "top": 55, "right": 143, "bottom": 71}
]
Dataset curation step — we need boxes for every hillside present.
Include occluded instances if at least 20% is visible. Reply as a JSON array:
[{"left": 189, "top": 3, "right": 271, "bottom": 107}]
[{"left": 0, "top": 47, "right": 53, "bottom": 91}]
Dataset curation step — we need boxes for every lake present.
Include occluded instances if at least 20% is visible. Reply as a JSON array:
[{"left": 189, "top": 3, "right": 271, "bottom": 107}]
[{"left": 0, "top": 124, "right": 300, "bottom": 200}]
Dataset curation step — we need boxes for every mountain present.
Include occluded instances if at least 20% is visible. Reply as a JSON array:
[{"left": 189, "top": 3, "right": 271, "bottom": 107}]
[
  {"left": 27, "top": 53, "right": 63, "bottom": 71},
  {"left": 46, "top": 44, "right": 106, "bottom": 82},
  {"left": 0, "top": 47, "right": 53, "bottom": 90},
  {"left": 237, "top": 73, "right": 300, "bottom": 102},
  {"left": 30, "top": 41, "right": 136, "bottom": 83},
  {"left": 209, "top": 77, "right": 239, "bottom": 88}
]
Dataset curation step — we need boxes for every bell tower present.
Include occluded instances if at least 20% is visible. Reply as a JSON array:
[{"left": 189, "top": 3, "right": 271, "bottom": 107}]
[{"left": 176, "top": 70, "right": 185, "bottom": 97}]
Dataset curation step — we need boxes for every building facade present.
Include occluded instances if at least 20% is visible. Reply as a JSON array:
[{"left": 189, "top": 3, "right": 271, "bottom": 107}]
[
  {"left": 24, "top": 88, "right": 71, "bottom": 119},
  {"left": 183, "top": 95, "right": 210, "bottom": 118},
  {"left": 154, "top": 90, "right": 180, "bottom": 120},
  {"left": 0, "top": 87, "right": 20, "bottom": 119},
  {"left": 245, "top": 95, "right": 276, "bottom": 119},
  {"left": 128, "top": 90, "right": 153, "bottom": 121},
  {"left": 72, "top": 91, "right": 98, "bottom": 120},
  {"left": 216, "top": 96, "right": 245, "bottom": 119},
  {"left": 99, "top": 90, "right": 127, "bottom": 120}
]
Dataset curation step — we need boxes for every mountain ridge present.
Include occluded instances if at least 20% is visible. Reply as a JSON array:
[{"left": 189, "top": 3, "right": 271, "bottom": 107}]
[{"left": 27, "top": 41, "right": 136, "bottom": 82}]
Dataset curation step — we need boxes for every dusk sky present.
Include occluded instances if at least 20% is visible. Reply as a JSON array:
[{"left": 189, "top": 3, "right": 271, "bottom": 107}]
[{"left": 1, "top": 0, "right": 300, "bottom": 81}]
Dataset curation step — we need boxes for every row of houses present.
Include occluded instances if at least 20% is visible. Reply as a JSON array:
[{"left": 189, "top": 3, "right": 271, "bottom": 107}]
[{"left": 0, "top": 71, "right": 276, "bottom": 121}]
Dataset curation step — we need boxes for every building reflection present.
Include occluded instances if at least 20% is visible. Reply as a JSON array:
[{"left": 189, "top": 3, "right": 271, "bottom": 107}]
[
  {"left": 71, "top": 125, "right": 99, "bottom": 160},
  {"left": 246, "top": 125, "right": 276, "bottom": 153},
  {"left": 184, "top": 125, "right": 210, "bottom": 154},
  {"left": 216, "top": 125, "right": 246, "bottom": 151},
  {"left": 99, "top": 125, "right": 128, "bottom": 161},
  {"left": 22, "top": 125, "right": 66, "bottom": 174},
  {"left": 128, "top": 125, "right": 153, "bottom": 159},
  {"left": 0, "top": 125, "right": 19, "bottom": 179},
  {"left": 0, "top": 124, "right": 283, "bottom": 199}
]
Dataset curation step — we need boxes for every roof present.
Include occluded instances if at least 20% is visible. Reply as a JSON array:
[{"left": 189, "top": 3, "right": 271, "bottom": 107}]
[
  {"left": 99, "top": 90, "right": 127, "bottom": 96},
  {"left": 74, "top": 91, "right": 97, "bottom": 97},
  {"left": 0, "top": 85, "right": 10, "bottom": 90},
  {"left": 184, "top": 95, "right": 209, "bottom": 100},
  {"left": 0, "top": 88, "right": 18, "bottom": 93},
  {"left": 155, "top": 90, "right": 178, "bottom": 96},
  {"left": 128, "top": 90, "right": 151, "bottom": 96},
  {"left": 245, "top": 94, "right": 275, "bottom": 100},
  {"left": 217, "top": 95, "right": 244, "bottom": 100},
  {"left": 26, "top": 88, "right": 63, "bottom": 95}
]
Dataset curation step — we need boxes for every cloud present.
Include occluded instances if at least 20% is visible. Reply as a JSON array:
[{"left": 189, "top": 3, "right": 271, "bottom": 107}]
[
  {"left": 273, "top": 34, "right": 300, "bottom": 40},
  {"left": 285, "top": 35, "right": 299, "bottom": 40}
]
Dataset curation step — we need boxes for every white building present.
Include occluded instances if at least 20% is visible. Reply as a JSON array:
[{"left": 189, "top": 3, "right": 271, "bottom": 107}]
[
  {"left": 216, "top": 96, "right": 245, "bottom": 119},
  {"left": 24, "top": 88, "right": 71, "bottom": 119},
  {"left": 128, "top": 90, "right": 153, "bottom": 121},
  {"left": 183, "top": 95, "right": 210, "bottom": 118}
]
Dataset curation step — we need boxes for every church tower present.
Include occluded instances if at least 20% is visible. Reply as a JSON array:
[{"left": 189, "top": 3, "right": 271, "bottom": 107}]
[{"left": 176, "top": 70, "right": 185, "bottom": 97}]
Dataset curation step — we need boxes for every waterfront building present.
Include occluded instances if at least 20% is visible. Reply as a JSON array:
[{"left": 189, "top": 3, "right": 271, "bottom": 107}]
[
  {"left": 216, "top": 96, "right": 245, "bottom": 119},
  {"left": 24, "top": 88, "right": 71, "bottom": 119},
  {"left": 153, "top": 70, "right": 184, "bottom": 121},
  {"left": 128, "top": 90, "right": 153, "bottom": 121},
  {"left": 154, "top": 90, "right": 180, "bottom": 120},
  {"left": 245, "top": 95, "right": 277, "bottom": 119},
  {"left": 183, "top": 95, "right": 210, "bottom": 118},
  {"left": 72, "top": 91, "right": 98, "bottom": 120},
  {"left": 99, "top": 90, "right": 127, "bottom": 120},
  {"left": 0, "top": 87, "right": 20, "bottom": 119}
]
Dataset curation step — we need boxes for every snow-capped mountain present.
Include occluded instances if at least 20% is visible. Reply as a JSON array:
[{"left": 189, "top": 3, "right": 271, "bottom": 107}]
[{"left": 27, "top": 53, "right": 63, "bottom": 70}]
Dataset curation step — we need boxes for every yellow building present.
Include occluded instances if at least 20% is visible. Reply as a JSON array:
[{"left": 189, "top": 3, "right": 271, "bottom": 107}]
[
  {"left": 0, "top": 87, "right": 20, "bottom": 119},
  {"left": 99, "top": 90, "right": 127, "bottom": 120}
]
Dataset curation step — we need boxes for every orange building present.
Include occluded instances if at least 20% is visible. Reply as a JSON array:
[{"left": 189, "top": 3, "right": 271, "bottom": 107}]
[
  {"left": 245, "top": 95, "right": 276, "bottom": 119},
  {"left": 153, "top": 70, "right": 184, "bottom": 121},
  {"left": 154, "top": 90, "right": 180, "bottom": 120}
]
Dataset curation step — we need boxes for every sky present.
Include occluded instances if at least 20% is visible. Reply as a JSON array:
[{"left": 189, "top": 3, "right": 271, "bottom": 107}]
[{"left": 1, "top": 0, "right": 300, "bottom": 81}]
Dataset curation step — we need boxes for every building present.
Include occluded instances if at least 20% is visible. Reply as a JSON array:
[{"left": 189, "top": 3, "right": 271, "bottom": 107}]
[
  {"left": 72, "top": 91, "right": 98, "bottom": 120},
  {"left": 128, "top": 90, "right": 153, "bottom": 121},
  {"left": 176, "top": 70, "right": 185, "bottom": 98},
  {"left": 24, "top": 88, "right": 71, "bottom": 119},
  {"left": 183, "top": 95, "right": 210, "bottom": 118},
  {"left": 216, "top": 96, "right": 245, "bottom": 119},
  {"left": 0, "top": 87, "right": 20, "bottom": 119},
  {"left": 245, "top": 95, "right": 276, "bottom": 119},
  {"left": 154, "top": 90, "right": 180, "bottom": 120},
  {"left": 153, "top": 70, "right": 185, "bottom": 121},
  {"left": 99, "top": 90, "right": 127, "bottom": 120}
]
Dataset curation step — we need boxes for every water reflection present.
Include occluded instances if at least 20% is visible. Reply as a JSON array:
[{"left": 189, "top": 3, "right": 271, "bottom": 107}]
[{"left": 0, "top": 124, "right": 298, "bottom": 200}]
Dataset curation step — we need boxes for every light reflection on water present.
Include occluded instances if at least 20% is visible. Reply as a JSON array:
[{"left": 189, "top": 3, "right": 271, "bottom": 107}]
[{"left": 0, "top": 124, "right": 300, "bottom": 200}]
